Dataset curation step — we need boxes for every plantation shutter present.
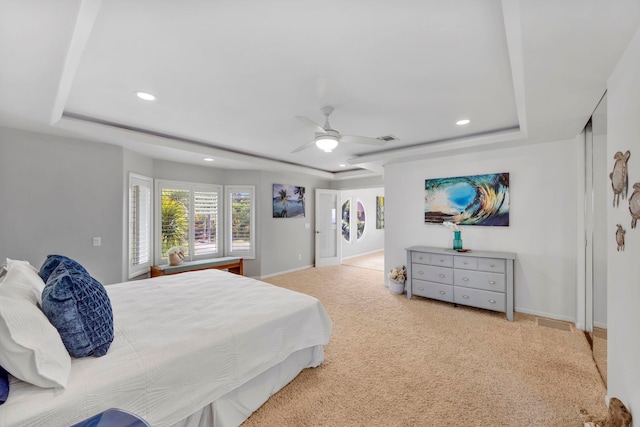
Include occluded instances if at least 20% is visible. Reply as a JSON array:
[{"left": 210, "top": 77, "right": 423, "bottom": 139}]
[
  {"left": 227, "top": 186, "right": 255, "bottom": 258},
  {"left": 194, "top": 190, "right": 219, "bottom": 256},
  {"left": 129, "top": 174, "right": 152, "bottom": 278}
]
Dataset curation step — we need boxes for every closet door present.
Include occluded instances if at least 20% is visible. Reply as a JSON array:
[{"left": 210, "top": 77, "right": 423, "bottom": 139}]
[{"left": 586, "top": 92, "right": 608, "bottom": 386}]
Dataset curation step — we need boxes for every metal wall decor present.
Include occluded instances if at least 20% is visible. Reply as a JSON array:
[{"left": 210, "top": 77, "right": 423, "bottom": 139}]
[
  {"left": 610, "top": 150, "right": 630, "bottom": 207},
  {"left": 616, "top": 224, "right": 626, "bottom": 251},
  {"left": 629, "top": 183, "right": 640, "bottom": 228}
]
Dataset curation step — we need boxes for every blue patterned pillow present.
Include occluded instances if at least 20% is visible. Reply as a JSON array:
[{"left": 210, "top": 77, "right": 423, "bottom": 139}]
[
  {"left": 39, "top": 255, "right": 88, "bottom": 283},
  {"left": 0, "top": 366, "right": 8, "bottom": 405},
  {"left": 41, "top": 261, "right": 114, "bottom": 358}
]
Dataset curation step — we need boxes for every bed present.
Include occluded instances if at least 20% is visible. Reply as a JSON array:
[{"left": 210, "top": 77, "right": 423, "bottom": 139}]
[{"left": 0, "top": 262, "right": 332, "bottom": 427}]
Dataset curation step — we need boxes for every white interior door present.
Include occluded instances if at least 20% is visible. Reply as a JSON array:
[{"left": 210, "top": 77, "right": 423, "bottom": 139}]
[{"left": 315, "top": 189, "right": 341, "bottom": 266}]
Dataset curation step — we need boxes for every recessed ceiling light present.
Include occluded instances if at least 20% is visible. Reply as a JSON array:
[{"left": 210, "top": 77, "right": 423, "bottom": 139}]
[
  {"left": 203, "top": 158, "right": 214, "bottom": 162},
  {"left": 339, "top": 164, "right": 347, "bottom": 167},
  {"left": 135, "top": 91, "right": 156, "bottom": 101},
  {"left": 456, "top": 119, "right": 470, "bottom": 126}
]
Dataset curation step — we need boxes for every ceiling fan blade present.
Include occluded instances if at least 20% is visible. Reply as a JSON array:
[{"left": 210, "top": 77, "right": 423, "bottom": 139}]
[
  {"left": 295, "top": 116, "right": 327, "bottom": 134},
  {"left": 291, "top": 140, "right": 316, "bottom": 153},
  {"left": 340, "top": 134, "right": 387, "bottom": 146}
]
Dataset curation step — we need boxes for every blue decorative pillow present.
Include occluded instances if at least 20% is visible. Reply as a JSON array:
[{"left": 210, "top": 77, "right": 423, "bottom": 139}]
[
  {"left": 41, "top": 261, "right": 114, "bottom": 358},
  {"left": 0, "top": 366, "right": 8, "bottom": 405},
  {"left": 39, "top": 255, "right": 88, "bottom": 283}
]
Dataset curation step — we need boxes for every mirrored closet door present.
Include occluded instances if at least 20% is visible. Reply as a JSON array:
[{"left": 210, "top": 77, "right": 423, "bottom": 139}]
[{"left": 585, "top": 92, "right": 607, "bottom": 385}]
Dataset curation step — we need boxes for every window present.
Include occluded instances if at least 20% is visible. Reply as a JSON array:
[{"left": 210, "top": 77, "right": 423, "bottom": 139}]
[
  {"left": 226, "top": 186, "right": 255, "bottom": 259},
  {"left": 129, "top": 173, "right": 152, "bottom": 278},
  {"left": 156, "top": 180, "right": 222, "bottom": 262}
]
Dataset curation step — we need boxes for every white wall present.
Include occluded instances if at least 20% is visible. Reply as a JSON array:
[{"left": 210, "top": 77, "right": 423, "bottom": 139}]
[
  {"left": 606, "top": 24, "right": 640, "bottom": 414},
  {"left": 384, "top": 138, "right": 581, "bottom": 320},
  {"left": 340, "top": 187, "right": 384, "bottom": 258},
  {"left": 0, "top": 127, "right": 124, "bottom": 285}
]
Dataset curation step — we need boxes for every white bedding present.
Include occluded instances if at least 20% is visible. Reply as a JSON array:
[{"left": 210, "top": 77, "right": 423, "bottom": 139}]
[{"left": 0, "top": 269, "right": 332, "bottom": 427}]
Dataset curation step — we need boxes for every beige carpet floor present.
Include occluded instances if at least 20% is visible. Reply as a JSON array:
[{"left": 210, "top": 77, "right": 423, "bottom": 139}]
[
  {"left": 341, "top": 250, "right": 384, "bottom": 272},
  {"left": 242, "top": 264, "right": 607, "bottom": 427}
]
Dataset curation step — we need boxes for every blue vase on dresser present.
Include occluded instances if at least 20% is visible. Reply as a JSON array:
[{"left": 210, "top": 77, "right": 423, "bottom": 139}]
[{"left": 453, "top": 231, "right": 463, "bottom": 250}]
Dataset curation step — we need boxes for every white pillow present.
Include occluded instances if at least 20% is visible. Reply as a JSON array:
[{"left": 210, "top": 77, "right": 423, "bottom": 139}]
[
  {"left": 2, "top": 258, "right": 45, "bottom": 305},
  {"left": 0, "top": 259, "right": 71, "bottom": 388}
]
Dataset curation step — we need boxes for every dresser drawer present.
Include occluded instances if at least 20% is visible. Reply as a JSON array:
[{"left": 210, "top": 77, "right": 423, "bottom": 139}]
[
  {"left": 454, "top": 270, "right": 506, "bottom": 292},
  {"left": 412, "top": 279, "right": 454, "bottom": 303},
  {"left": 454, "top": 287, "right": 506, "bottom": 313},
  {"left": 454, "top": 256, "right": 478, "bottom": 270},
  {"left": 428, "top": 254, "right": 453, "bottom": 268},
  {"left": 411, "top": 252, "right": 430, "bottom": 265},
  {"left": 477, "top": 257, "right": 505, "bottom": 273},
  {"left": 412, "top": 264, "right": 453, "bottom": 285}
]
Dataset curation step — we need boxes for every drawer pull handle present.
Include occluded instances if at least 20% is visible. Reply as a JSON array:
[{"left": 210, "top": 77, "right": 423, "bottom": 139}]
[
  {"left": 440, "top": 259, "right": 445, "bottom": 262},
  {"left": 463, "top": 277, "right": 469, "bottom": 281},
  {"left": 418, "top": 287, "right": 424, "bottom": 291},
  {"left": 463, "top": 261, "right": 468, "bottom": 265},
  {"left": 418, "top": 271, "right": 424, "bottom": 275},
  {"left": 462, "top": 295, "right": 470, "bottom": 299},
  {"left": 439, "top": 274, "right": 445, "bottom": 278},
  {"left": 490, "top": 264, "right": 495, "bottom": 267},
  {"left": 488, "top": 299, "right": 496, "bottom": 304},
  {"left": 439, "top": 291, "right": 446, "bottom": 295},
  {"left": 489, "top": 280, "right": 496, "bottom": 284}
]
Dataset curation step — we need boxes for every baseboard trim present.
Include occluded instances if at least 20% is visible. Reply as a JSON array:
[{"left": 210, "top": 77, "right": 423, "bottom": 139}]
[
  {"left": 258, "top": 264, "right": 314, "bottom": 279},
  {"left": 341, "top": 249, "right": 384, "bottom": 260},
  {"left": 515, "top": 307, "right": 575, "bottom": 325}
]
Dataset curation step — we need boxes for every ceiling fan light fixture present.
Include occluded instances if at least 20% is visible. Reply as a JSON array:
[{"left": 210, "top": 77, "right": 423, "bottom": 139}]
[
  {"left": 135, "top": 91, "right": 156, "bottom": 101},
  {"left": 315, "top": 136, "right": 338, "bottom": 152}
]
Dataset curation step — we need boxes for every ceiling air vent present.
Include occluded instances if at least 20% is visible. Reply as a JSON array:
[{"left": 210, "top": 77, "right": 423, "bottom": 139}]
[{"left": 376, "top": 135, "right": 398, "bottom": 142}]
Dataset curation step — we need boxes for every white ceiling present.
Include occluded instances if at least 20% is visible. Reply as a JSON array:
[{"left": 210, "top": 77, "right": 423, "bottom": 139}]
[{"left": 1, "top": 0, "right": 639, "bottom": 179}]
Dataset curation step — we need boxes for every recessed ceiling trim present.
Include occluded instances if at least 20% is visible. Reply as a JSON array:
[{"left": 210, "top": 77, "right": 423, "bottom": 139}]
[
  {"left": 57, "top": 112, "right": 338, "bottom": 179},
  {"left": 500, "top": 0, "right": 528, "bottom": 135},
  {"left": 49, "top": 0, "right": 103, "bottom": 126},
  {"left": 349, "top": 126, "right": 524, "bottom": 166}
]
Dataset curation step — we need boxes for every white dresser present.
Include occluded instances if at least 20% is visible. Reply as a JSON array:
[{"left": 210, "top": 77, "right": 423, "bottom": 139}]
[{"left": 406, "top": 246, "right": 516, "bottom": 321}]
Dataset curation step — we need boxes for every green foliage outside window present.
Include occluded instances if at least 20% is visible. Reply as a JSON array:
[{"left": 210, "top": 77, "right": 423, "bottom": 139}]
[{"left": 161, "top": 191, "right": 189, "bottom": 256}]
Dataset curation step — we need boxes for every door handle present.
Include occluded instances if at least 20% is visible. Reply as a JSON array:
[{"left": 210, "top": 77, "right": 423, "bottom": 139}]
[{"left": 316, "top": 230, "right": 321, "bottom": 234}]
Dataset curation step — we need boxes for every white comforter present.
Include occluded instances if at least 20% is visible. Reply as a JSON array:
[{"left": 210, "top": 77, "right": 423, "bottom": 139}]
[{"left": 0, "top": 270, "right": 332, "bottom": 427}]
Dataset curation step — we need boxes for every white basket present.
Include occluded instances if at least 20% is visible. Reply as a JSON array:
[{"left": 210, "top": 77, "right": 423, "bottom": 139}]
[{"left": 389, "top": 280, "right": 405, "bottom": 295}]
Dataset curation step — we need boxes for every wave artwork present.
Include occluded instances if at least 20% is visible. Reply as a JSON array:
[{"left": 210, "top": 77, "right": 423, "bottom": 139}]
[{"left": 424, "top": 173, "right": 509, "bottom": 226}]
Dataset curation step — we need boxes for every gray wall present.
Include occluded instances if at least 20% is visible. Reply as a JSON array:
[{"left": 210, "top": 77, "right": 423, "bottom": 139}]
[
  {"left": 258, "top": 171, "right": 331, "bottom": 277},
  {"left": 331, "top": 174, "right": 384, "bottom": 190},
  {"left": 149, "top": 161, "right": 333, "bottom": 277},
  {"left": 606, "top": 24, "right": 640, "bottom": 414},
  {"left": 0, "top": 127, "right": 123, "bottom": 285},
  {"left": 0, "top": 126, "right": 379, "bottom": 283},
  {"left": 122, "top": 148, "right": 154, "bottom": 281}
]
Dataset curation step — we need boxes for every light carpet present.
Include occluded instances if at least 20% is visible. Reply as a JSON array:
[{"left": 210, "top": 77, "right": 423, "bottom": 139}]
[
  {"left": 243, "top": 264, "right": 607, "bottom": 427},
  {"left": 341, "top": 250, "right": 384, "bottom": 271}
]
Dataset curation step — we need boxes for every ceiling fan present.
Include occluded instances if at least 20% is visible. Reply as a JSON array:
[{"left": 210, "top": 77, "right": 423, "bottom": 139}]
[{"left": 292, "top": 106, "right": 388, "bottom": 153}]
